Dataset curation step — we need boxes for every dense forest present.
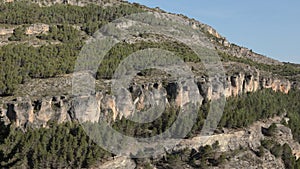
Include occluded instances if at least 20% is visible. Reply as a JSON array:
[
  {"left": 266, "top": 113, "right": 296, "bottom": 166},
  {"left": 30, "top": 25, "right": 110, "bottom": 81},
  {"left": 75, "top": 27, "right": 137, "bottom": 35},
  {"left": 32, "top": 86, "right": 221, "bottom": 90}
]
[
  {"left": 0, "top": 121, "right": 113, "bottom": 168},
  {"left": 0, "top": 1, "right": 144, "bottom": 25}
]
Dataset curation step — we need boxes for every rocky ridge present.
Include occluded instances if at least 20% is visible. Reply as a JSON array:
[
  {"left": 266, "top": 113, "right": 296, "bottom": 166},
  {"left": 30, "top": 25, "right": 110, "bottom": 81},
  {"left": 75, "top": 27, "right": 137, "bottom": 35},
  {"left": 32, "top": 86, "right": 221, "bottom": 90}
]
[{"left": 174, "top": 14, "right": 283, "bottom": 65}]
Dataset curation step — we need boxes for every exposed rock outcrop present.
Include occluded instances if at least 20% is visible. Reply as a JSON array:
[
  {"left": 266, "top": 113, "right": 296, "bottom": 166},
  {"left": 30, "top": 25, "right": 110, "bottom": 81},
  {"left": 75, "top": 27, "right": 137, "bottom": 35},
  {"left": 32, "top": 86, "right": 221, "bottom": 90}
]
[
  {"left": 25, "top": 23, "right": 49, "bottom": 35},
  {"left": 176, "top": 116, "right": 300, "bottom": 153},
  {"left": 4, "top": 96, "right": 71, "bottom": 128},
  {"left": 94, "top": 156, "right": 136, "bottom": 169},
  {"left": 99, "top": 115, "right": 296, "bottom": 169},
  {"left": 182, "top": 15, "right": 282, "bottom": 65},
  {"left": 199, "top": 72, "right": 291, "bottom": 100},
  {"left": 0, "top": 71, "right": 292, "bottom": 129},
  {"left": 221, "top": 150, "right": 285, "bottom": 169},
  {"left": 175, "top": 116, "right": 299, "bottom": 168},
  {"left": 0, "top": 28, "right": 14, "bottom": 35}
]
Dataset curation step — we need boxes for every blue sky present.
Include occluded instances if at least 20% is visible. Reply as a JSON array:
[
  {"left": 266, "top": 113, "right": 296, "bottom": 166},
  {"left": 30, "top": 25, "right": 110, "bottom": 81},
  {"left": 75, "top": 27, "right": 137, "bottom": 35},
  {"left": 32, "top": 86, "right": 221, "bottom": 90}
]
[{"left": 127, "top": 0, "right": 300, "bottom": 64}]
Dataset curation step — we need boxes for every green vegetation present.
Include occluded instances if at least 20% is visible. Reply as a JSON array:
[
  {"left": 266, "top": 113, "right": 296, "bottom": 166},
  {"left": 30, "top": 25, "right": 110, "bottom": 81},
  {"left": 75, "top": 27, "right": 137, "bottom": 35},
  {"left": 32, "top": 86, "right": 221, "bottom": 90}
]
[
  {"left": 188, "top": 143, "right": 227, "bottom": 168},
  {"left": 96, "top": 40, "right": 200, "bottom": 79},
  {"left": 151, "top": 142, "right": 228, "bottom": 168},
  {"left": 255, "top": 146, "right": 265, "bottom": 157},
  {"left": 37, "top": 24, "right": 81, "bottom": 43},
  {"left": 284, "top": 90, "right": 300, "bottom": 142},
  {"left": 262, "top": 123, "right": 277, "bottom": 136},
  {"left": 219, "top": 88, "right": 300, "bottom": 153},
  {"left": 0, "top": 43, "right": 79, "bottom": 95},
  {"left": 218, "top": 89, "right": 287, "bottom": 129},
  {"left": 8, "top": 26, "right": 27, "bottom": 41},
  {"left": 261, "top": 139, "right": 276, "bottom": 150},
  {"left": 0, "top": 1, "right": 144, "bottom": 25},
  {"left": 111, "top": 101, "right": 207, "bottom": 139},
  {"left": 270, "top": 143, "right": 283, "bottom": 158},
  {"left": 0, "top": 122, "right": 112, "bottom": 168},
  {"left": 113, "top": 107, "right": 178, "bottom": 138}
]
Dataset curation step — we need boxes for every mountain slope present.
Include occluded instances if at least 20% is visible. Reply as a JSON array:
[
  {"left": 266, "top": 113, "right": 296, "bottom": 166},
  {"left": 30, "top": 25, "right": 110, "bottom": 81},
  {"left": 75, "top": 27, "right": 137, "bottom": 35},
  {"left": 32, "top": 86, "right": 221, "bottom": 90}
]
[{"left": 0, "top": 0, "right": 300, "bottom": 168}]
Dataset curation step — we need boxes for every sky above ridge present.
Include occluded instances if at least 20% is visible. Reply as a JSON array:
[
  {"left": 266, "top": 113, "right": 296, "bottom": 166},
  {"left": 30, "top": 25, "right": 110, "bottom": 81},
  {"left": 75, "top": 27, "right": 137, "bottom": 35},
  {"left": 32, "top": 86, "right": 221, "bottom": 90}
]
[{"left": 126, "top": 0, "right": 300, "bottom": 64}]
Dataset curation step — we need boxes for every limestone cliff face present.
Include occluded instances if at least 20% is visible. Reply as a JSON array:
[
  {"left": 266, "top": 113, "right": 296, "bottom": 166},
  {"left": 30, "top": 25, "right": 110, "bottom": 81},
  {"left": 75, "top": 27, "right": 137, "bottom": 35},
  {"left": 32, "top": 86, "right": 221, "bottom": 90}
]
[
  {"left": 199, "top": 72, "right": 291, "bottom": 100},
  {"left": 0, "top": 71, "right": 292, "bottom": 129},
  {"left": 2, "top": 96, "right": 71, "bottom": 128}
]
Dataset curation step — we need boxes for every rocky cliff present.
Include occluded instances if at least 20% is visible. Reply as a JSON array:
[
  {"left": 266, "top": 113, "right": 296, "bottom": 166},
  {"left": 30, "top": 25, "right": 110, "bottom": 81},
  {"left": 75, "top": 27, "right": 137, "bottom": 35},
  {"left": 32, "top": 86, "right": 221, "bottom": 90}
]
[
  {"left": 0, "top": 1, "right": 299, "bottom": 169},
  {"left": 0, "top": 70, "right": 291, "bottom": 130}
]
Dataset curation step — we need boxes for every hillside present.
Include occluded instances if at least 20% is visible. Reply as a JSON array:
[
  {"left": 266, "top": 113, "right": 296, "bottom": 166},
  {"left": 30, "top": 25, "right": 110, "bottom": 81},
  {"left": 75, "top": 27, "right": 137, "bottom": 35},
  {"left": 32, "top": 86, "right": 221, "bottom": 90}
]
[{"left": 0, "top": 0, "right": 300, "bottom": 168}]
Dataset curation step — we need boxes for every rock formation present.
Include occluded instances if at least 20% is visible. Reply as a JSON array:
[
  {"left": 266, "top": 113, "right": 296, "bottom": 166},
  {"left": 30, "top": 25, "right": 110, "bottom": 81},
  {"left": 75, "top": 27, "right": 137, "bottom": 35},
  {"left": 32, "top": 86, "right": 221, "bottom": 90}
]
[
  {"left": 0, "top": 71, "right": 292, "bottom": 130},
  {"left": 25, "top": 23, "right": 50, "bottom": 35},
  {"left": 0, "top": 28, "right": 14, "bottom": 36}
]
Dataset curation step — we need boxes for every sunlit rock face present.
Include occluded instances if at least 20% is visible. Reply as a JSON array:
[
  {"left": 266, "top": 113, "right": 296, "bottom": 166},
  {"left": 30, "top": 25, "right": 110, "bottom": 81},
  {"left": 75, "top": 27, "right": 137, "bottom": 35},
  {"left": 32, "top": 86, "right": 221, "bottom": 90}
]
[
  {"left": 1, "top": 71, "right": 291, "bottom": 130},
  {"left": 25, "top": 23, "right": 50, "bottom": 35}
]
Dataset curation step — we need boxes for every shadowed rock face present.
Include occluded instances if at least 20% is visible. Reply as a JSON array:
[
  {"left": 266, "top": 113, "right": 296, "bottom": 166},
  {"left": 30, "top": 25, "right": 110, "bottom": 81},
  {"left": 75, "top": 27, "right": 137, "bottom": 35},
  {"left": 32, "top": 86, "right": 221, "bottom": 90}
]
[
  {"left": 4, "top": 96, "right": 71, "bottom": 128},
  {"left": 6, "top": 97, "right": 34, "bottom": 128},
  {"left": 0, "top": 71, "right": 292, "bottom": 129}
]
